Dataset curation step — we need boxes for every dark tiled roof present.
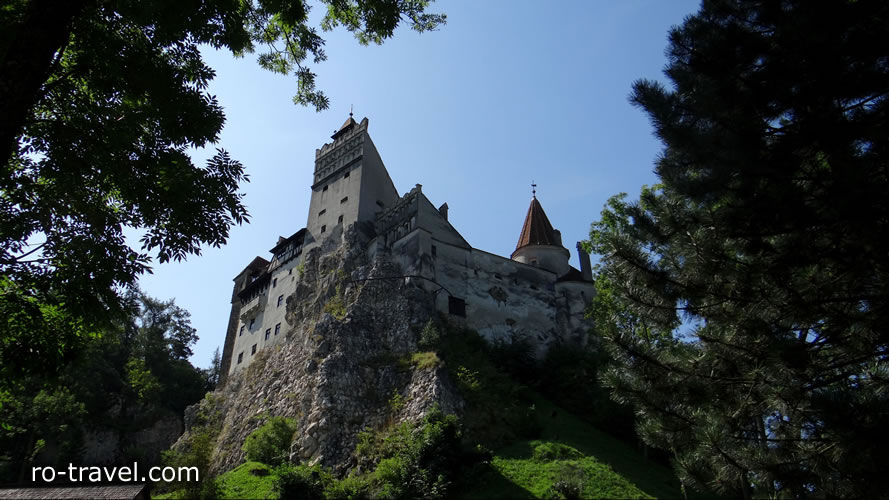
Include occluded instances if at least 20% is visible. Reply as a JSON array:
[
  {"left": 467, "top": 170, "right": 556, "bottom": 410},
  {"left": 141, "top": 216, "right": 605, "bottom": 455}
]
[
  {"left": 0, "top": 484, "right": 148, "bottom": 499},
  {"left": 331, "top": 116, "right": 358, "bottom": 139},
  {"left": 269, "top": 228, "right": 306, "bottom": 254},
  {"left": 556, "top": 266, "right": 585, "bottom": 283},
  {"left": 515, "top": 197, "right": 557, "bottom": 251}
]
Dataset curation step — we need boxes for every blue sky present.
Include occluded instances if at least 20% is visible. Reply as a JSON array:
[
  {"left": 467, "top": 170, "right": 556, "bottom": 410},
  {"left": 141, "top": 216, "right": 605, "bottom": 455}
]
[{"left": 137, "top": 0, "right": 701, "bottom": 369}]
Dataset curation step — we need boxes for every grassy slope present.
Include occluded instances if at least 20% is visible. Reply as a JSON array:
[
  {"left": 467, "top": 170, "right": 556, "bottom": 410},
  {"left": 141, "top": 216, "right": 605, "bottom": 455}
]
[
  {"left": 462, "top": 394, "right": 688, "bottom": 499},
  {"left": 216, "top": 462, "right": 279, "bottom": 499},
  {"left": 160, "top": 400, "right": 690, "bottom": 500},
  {"left": 153, "top": 462, "right": 279, "bottom": 499}
]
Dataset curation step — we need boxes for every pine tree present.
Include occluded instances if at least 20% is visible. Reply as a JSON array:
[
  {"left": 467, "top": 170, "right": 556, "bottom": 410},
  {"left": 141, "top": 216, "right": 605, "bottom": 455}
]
[{"left": 589, "top": 1, "right": 889, "bottom": 497}]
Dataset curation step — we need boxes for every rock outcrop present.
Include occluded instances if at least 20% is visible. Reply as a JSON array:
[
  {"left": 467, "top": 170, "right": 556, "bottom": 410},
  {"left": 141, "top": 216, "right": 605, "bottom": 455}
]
[
  {"left": 177, "top": 226, "right": 463, "bottom": 474},
  {"left": 81, "top": 409, "right": 183, "bottom": 465}
]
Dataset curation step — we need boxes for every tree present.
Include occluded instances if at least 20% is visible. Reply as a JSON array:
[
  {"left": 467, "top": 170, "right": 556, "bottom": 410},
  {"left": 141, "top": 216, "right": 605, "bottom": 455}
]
[
  {"left": 0, "top": 289, "right": 210, "bottom": 481},
  {"left": 589, "top": 1, "right": 889, "bottom": 497},
  {"left": 0, "top": 0, "right": 445, "bottom": 379},
  {"left": 204, "top": 347, "right": 222, "bottom": 391}
]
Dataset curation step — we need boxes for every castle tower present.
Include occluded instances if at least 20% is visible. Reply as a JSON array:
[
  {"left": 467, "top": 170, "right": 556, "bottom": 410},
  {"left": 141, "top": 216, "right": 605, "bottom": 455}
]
[
  {"left": 511, "top": 194, "right": 570, "bottom": 276},
  {"left": 304, "top": 116, "right": 399, "bottom": 248}
]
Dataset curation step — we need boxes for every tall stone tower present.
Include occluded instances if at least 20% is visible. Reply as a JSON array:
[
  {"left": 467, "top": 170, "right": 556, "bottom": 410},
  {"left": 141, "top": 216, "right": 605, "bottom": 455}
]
[{"left": 304, "top": 116, "right": 399, "bottom": 250}]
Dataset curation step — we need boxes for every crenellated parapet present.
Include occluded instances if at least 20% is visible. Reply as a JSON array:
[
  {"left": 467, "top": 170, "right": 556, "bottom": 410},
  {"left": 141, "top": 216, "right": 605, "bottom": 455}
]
[
  {"left": 375, "top": 184, "right": 422, "bottom": 245},
  {"left": 313, "top": 117, "right": 368, "bottom": 185}
]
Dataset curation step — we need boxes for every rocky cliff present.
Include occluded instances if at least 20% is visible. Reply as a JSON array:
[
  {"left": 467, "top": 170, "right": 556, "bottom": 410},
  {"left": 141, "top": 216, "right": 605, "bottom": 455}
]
[{"left": 177, "top": 226, "right": 463, "bottom": 475}]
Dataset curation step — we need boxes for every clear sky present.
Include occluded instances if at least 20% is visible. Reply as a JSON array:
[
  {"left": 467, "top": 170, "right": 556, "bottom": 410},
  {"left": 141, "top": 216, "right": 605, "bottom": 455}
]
[{"left": 137, "top": 0, "right": 702, "bottom": 369}]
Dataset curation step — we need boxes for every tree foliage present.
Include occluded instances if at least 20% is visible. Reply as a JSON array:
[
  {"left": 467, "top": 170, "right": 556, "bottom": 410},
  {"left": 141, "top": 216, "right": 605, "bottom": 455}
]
[
  {"left": 0, "top": 290, "right": 209, "bottom": 482},
  {"left": 0, "top": 0, "right": 445, "bottom": 377},
  {"left": 589, "top": 1, "right": 889, "bottom": 498}
]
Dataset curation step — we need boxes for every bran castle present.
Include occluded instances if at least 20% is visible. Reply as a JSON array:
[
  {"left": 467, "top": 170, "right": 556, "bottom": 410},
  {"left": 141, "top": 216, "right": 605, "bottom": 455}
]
[{"left": 219, "top": 116, "right": 595, "bottom": 379}]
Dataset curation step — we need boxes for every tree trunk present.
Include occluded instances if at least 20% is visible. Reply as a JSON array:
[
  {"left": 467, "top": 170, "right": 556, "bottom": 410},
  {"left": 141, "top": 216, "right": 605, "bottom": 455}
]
[
  {"left": 0, "top": 0, "right": 90, "bottom": 166},
  {"left": 17, "top": 432, "right": 35, "bottom": 483}
]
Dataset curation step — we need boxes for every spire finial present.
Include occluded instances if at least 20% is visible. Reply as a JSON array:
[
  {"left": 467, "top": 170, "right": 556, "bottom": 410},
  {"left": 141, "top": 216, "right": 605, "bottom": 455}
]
[
  {"left": 349, "top": 104, "right": 353, "bottom": 118},
  {"left": 531, "top": 181, "right": 537, "bottom": 199}
]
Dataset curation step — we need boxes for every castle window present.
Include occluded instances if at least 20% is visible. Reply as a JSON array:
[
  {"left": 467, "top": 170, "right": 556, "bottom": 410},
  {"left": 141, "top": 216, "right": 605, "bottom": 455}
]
[
  {"left": 343, "top": 171, "right": 350, "bottom": 179},
  {"left": 237, "top": 352, "right": 243, "bottom": 364},
  {"left": 338, "top": 215, "right": 344, "bottom": 224},
  {"left": 277, "top": 294, "right": 284, "bottom": 307},
  {"left": 321, "top": 225, "right": 326, "bottom": 233},
  {"left": 265, "top": 328, "right": 271, "bottom": 340},
  {"left": 431, "top": 245, "right": 437, "bottom": 257},
  {"left": 318, "top": 209, "right": 326, "bottom": 217},
  {"left": 272, "top": 277, "right": 277, "bottom": 288},
  {"left": 239, "top": 325, "right": 244, "bottom": 336},
  {"left": 249, "top": 318, "right": 255, "bottom": 329},
  {"left": 275, "top": 323, "right": 281, "bottom": 335},
  {"left": 340, "top": 196, "right": 348, "bottom": 203},
  {"left": 289, "top": 268, "right": 292, "bottom": 275},
  {"left": 448, "top": 296, "right": 466, "bottom": 317},
  {"left": 322, "top": 185, "right": 328, "bottom": 192},
  {"left": 251, "top": 344, "right": 257, "bottom": 355}
]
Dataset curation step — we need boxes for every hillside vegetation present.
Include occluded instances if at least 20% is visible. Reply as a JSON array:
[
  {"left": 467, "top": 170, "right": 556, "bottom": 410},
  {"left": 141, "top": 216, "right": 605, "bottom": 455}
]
[
  {"left": 192, "top": 394, "right": 682, "bottom": 499},
  {"left": 160, "top": 321, "right": 697, "bottom": 499}
]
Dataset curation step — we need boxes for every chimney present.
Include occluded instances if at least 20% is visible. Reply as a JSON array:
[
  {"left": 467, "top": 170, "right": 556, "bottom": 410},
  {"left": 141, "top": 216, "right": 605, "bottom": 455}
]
[
  {"left": 438, "top": 202, "right": 449, "bottom": 221},
  {"left": 552, "top": 229, "right": 563, "bottom": 247},
  {"left": 576, "top": 242, "right": 593, "bottom": 281}
]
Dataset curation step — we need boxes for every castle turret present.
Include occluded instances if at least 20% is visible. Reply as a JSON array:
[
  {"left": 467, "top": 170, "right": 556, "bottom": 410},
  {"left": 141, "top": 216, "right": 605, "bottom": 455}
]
[{"left": 511, "top": 194, "right": 570, "bottom": 276}]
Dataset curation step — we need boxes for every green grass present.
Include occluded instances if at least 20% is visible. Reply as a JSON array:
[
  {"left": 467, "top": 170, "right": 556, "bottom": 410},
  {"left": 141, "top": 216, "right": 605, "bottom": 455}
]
[
  {"left": 153, "top": 461, "right": 279, "bottom": 499},
  {"left": 410, "top": 351, "right": 441, "bottom": 369},
  {"left": 215, "top": 461, "right": 279, "bottom": 499},
  {"left": 491, "top": 453, "right": 653, "bottom": 499},
  {"left": 460, "top": 395, "right": 693, "bottom": 499}
]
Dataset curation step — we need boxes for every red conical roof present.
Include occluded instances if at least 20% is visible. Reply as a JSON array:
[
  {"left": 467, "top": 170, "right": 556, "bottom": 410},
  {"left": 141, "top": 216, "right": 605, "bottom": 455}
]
[{"left": 515, "top": 197, "right": 557, "bottom": 251}]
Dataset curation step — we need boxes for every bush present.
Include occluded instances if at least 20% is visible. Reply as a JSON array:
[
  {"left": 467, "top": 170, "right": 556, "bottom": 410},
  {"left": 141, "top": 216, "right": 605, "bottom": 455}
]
[
  {"left": 323, "top": 474, "right": 373, "bottom": 499},
  {"left": 161, "top": 426, "right": 218, "bottom": 499},
  {"left": 274, "top": 463, "right": 333, "bottom": 500},
  {"left": 437, "top": 326, "right": 542, "bottom": 448},
  {"left": 243, "top": 416, "right": 298, "bottom": 466},
  {"left": 487, "top": 335, "right": 537, "bottom": 384},
  {"left": 418, "top": 320, "right": 441, "bottom": 349},
  {"left": 515, "top": 404, "right": 543, "bottom": 440},
  {"left": 544, "top": 463, "right": 586, "bottom": 500},
  {"left": 410, "top": 351, "right": 441, "bottom": 370},
  {"left": 532, "top": 442, "right": 583, "bottom": 462},
  {"left": 538, "top": 344, "right": 637, "bottom": 443},
  {"left": 356, "top": 406, "right": 462, "bottom": 499}
]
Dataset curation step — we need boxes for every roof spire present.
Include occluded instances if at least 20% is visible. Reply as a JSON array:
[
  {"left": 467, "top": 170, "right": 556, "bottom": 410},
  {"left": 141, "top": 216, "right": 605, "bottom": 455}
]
[
  {"left": 531, "top": 181, "right": 537, "bottom": 199},
  {"left": 514, "top": 193, "right": 557, "bottom": 251},
  {"left": 331, "top": 111, "right": 359, "bottom": 139}
]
